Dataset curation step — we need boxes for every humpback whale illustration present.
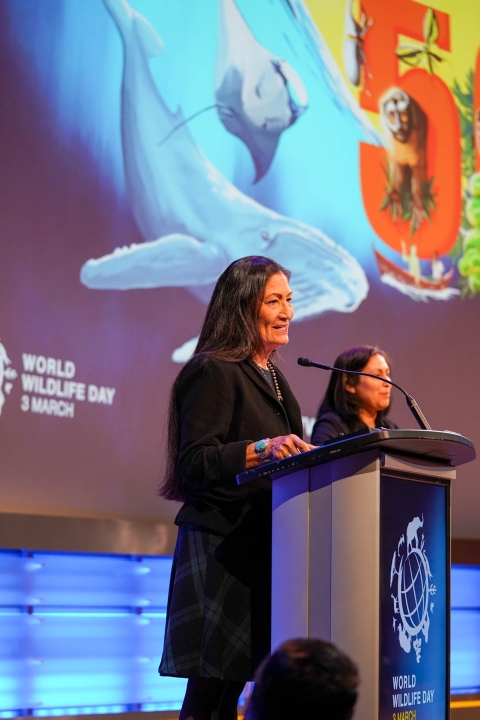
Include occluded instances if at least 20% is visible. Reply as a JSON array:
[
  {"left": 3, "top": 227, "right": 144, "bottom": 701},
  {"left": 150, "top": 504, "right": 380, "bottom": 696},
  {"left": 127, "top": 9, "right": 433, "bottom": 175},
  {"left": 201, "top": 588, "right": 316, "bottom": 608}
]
[
  {"left": 215, "top": 0, "right": 308, "bottom": 181},
  {"left": 80, "top": 0, "right": 368, "bottom": 359}
]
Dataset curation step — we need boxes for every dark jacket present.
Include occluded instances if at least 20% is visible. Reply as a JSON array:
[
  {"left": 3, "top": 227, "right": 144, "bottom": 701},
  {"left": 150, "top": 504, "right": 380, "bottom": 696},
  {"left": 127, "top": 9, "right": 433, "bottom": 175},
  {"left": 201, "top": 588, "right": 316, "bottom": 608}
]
[
  {"left": 311, "top": 410, "right": 398, "bottom": 446},
  {"left": 174, "top": 355, "right": 303, "bottom": 536}
]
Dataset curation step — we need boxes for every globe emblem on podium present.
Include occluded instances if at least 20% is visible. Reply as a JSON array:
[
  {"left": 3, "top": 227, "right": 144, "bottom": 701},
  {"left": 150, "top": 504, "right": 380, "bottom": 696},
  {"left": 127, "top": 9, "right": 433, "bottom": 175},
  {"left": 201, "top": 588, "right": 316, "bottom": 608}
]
[
  {"left": 390, "top": 515, "right": 437, "bottom": 662},
  {"left": 398, "top": 549, "right": 429, "bottom": 636}
]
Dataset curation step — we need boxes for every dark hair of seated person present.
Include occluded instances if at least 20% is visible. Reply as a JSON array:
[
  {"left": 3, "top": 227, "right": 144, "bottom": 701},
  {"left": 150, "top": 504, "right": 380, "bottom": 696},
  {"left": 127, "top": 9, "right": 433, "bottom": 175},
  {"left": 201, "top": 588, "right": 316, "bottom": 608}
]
[
  {"left": 244, "top": 637, "right": 359, "bottom": 720},
  {"left": 318, "top": 344, "right": 392, "bottom": 431}
]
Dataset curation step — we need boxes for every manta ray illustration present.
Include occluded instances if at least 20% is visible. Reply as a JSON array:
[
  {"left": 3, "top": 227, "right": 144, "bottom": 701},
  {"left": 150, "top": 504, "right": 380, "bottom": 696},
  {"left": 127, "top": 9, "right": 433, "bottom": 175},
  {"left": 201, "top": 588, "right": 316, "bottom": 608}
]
[
  {"left": 215, "top": 0, "right": 308, "bottom": 181},
  {"left": 80, "top": 0, "right": 369, "bottom": 360}
]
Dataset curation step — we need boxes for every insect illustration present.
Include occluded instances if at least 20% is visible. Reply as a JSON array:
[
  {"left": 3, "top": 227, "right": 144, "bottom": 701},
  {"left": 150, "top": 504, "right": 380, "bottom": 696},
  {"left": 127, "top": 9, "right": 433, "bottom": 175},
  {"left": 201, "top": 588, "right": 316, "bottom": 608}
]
[
  {"left": 343, "top": 0, "right": 374, "bottom": 93},
  {"left": 395, "top": 8, "right": 443, "bottom": 75}
]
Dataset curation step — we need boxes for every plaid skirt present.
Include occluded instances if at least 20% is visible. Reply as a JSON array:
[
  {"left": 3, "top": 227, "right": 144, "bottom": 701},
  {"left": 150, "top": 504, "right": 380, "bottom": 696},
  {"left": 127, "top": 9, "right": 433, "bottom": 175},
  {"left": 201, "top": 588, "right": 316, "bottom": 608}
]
[{"left": 159, "top": 519, "right": 271, "bottom": 681}]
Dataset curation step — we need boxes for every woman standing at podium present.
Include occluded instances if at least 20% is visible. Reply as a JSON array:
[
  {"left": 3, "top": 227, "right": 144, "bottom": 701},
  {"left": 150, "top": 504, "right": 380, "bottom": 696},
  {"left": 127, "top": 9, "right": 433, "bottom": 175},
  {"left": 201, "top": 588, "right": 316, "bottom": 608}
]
[
  {"left": 158, "top": 256, "right": 313, "bottom": 720},
  {"left": 311, "top": 345, "right": 397, "bottom": 446}
]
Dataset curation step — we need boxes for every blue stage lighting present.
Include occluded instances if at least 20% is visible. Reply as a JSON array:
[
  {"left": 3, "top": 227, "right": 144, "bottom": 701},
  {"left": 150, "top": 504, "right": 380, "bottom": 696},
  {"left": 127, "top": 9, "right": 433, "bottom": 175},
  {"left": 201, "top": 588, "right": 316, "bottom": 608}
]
[
  {"left": 451, "top": 565, "right": 480, "bottom": 694},
  {"left": 1, "top": 550, "right": 478, "bottom": 714},
  {"left": 0, "top": 550, "right": 186, "bottom": 714}
]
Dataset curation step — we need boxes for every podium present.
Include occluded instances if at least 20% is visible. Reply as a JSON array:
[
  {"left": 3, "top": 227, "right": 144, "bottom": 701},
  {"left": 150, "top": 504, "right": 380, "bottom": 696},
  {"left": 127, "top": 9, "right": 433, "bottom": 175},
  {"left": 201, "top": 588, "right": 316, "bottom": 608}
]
[{"left": 237, "top": 429, "right": 476, "bottom": 720}]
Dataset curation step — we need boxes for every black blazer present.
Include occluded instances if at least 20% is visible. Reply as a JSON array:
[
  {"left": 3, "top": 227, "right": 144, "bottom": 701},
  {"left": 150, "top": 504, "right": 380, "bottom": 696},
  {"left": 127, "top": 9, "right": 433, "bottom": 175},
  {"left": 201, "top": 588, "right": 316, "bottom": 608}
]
[
  {"left": 174, "top": 356, "right": 303, "bottom": 535},
  {"left": 311, "top": 410, "right": 398, "bottom": 446}
]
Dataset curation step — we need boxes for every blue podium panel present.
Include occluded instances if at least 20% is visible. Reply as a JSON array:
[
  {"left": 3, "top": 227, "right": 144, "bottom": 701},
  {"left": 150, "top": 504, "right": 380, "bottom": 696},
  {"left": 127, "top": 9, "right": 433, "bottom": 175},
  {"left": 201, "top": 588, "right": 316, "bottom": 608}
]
[{"left": 380, "top": 475, "right": 449, "bottom": 720}]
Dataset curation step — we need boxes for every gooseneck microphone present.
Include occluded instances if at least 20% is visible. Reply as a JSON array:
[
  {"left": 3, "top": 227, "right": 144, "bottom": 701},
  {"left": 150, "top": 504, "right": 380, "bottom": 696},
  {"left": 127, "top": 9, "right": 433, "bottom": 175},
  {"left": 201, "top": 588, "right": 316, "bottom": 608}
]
[{"left": 297, "top": 357, "right": 431, "bottom": 431}]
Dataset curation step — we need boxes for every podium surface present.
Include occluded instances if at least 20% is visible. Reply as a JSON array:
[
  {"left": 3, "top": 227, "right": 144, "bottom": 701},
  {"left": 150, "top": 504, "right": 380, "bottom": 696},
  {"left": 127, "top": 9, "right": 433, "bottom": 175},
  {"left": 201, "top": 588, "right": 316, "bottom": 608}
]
[{"left": 238, "top": 430, "right": 475, "bottom": 720}]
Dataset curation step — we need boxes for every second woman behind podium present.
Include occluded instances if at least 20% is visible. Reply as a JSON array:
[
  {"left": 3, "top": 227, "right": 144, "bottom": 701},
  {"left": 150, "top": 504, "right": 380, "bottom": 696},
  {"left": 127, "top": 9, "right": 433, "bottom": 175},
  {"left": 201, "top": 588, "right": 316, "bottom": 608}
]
[{"left": 311, "top": 345, "right": 398, "bottom": 446}]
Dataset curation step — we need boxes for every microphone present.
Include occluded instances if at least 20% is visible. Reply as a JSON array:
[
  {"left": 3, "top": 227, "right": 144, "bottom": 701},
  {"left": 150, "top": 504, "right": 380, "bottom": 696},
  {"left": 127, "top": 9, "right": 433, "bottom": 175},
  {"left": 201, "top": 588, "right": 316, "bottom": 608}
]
[{"left": 297, "top": 357, "right": 431, "bottom": 431}]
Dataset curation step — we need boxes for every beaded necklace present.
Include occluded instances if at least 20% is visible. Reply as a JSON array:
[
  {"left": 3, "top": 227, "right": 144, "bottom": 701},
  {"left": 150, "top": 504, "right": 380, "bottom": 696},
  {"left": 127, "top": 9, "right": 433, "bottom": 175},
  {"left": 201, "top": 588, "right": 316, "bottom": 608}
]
[{"left": 253, "top": 359, "right": 283, "bottom": 402}]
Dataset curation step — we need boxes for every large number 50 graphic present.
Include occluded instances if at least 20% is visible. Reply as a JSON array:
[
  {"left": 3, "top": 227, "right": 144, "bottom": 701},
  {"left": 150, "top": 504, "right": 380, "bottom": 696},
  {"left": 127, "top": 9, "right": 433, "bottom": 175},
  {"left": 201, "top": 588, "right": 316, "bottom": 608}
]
[{"left": 358, "top": 0, "right": 461, "bottom": 259}]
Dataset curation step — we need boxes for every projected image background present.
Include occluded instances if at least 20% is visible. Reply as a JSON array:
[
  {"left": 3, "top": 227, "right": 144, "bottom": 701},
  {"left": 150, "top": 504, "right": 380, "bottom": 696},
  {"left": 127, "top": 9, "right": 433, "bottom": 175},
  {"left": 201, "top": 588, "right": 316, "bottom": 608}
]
[{"left": 0, "top": 0, "right": 479, "bottom": 534}]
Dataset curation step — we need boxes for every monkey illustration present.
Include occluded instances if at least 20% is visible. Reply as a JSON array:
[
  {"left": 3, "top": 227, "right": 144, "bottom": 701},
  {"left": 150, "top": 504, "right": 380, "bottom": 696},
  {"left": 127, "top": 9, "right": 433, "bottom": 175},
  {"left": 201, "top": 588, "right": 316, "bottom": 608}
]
[{"left": 380, "top": 88, "right": 429, "bottom": 229}]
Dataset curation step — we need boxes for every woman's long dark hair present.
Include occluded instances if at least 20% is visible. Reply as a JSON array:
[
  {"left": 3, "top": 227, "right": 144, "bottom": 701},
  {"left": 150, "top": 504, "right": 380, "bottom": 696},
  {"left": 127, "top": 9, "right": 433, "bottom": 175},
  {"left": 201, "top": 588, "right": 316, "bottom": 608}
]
[
  {"left": 316, "top": 345, "right": 392, "bottom": 432},
  {"left": 159, "top": 256, "right": 291, "bottom": 501}
]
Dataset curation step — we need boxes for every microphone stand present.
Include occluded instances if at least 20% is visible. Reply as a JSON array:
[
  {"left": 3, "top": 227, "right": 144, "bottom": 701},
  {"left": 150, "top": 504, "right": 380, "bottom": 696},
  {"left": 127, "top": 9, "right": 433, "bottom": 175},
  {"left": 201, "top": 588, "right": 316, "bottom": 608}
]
[{"left": 297, "top": 357, "right": 431, "bottom": 431}]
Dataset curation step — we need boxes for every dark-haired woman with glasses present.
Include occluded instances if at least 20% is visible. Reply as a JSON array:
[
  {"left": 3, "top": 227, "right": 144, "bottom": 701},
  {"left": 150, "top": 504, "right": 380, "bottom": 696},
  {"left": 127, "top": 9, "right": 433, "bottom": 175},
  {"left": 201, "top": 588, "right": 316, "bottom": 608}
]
[{"left": 311, "top": 345, "right": 398, "bottom": 446}]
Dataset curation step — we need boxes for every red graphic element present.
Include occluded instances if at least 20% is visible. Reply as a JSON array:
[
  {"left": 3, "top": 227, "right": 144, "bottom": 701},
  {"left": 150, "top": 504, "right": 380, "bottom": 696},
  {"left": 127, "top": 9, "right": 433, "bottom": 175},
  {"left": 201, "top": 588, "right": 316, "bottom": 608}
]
[
  {"left": 359, "top": 0, "right": 450, "bottom": 112},
  {"left": 361, "top": 72, "right": 461, "bottom": 258},
  {"left": 357, "top": 0, "right": 461, "bottom": 258}
]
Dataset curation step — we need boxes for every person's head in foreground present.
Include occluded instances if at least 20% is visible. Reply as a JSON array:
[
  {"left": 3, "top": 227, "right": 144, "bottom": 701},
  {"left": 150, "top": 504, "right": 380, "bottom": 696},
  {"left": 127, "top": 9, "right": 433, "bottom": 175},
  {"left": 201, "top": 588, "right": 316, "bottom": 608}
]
[{"left": 245, "top": 638, "right": 359, "bottom": 720}]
